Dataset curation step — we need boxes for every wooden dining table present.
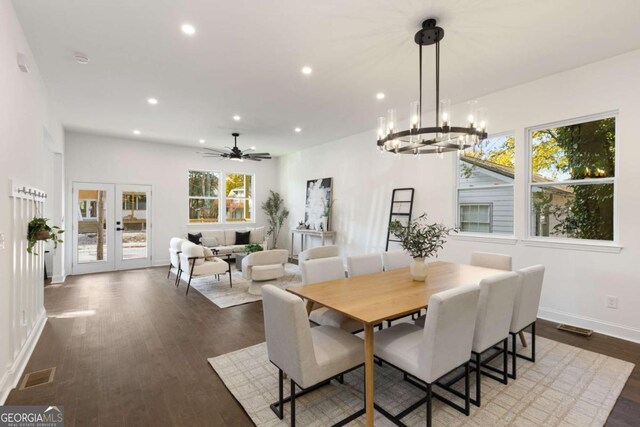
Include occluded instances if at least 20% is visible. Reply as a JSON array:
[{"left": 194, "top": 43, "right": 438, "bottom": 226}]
[{"left": 288, "top": 260, "right": 507, "bottom": 427}]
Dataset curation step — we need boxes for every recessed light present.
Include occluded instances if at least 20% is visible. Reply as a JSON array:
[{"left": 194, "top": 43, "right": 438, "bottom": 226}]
[
  {"left": 199, "top": 139, "right": 205, "bottom": 143},
  {"left": 294, "top": 127, "right": 302, "bottom": 133},
  {"left": 147, "top": 97, "right": 158, "bottom": 105},
  {"left": 181, "top": 24, "right": 196, "bottom": 35},
  {"left": 233, "top": 115, "right": 241, "bottom": 121},
  {"left": 250, "top": 146, "right": 256, "bottom": 150},
  {"left": 376, "top": 92, "right": 385, "bottom": 100},
  {"left": 133, "top": 130, "right": 141, "bottom": 135},
  {"left": 301, "top": 66, "right": 312, "bottom": 75}
]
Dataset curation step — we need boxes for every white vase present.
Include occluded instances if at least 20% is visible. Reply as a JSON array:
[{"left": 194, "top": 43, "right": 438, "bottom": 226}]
[{"left": 410, "top": 257, "right": 428, "bottom": 281}]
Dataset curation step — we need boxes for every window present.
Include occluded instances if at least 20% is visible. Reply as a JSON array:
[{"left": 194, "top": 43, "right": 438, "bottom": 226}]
[
  {"left": 528, "top": 115, "right": 615, "bottom": 241},
  {"left": 225, "top": 173, "right": 253, "bottom": 222},
  {"left": 457, "top": 133, "right": 514, "bottom": 234},
  {"left": 189, "top": 171, "right": 220, "bottom": 223},
  {"left": 460, "top": 204, "right": 492, "bottom": 232}
]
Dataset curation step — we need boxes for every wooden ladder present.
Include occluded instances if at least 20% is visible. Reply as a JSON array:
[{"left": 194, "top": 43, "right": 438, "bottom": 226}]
[{"left": 385, "top": 188, "right": 415, "bottom": 251}]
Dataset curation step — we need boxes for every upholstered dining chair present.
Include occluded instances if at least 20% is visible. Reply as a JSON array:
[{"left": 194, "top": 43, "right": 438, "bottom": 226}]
[
  {"left": 302, "top": 257, "right": 363, "bottom": 333},
  {"left": 509, "top": 264, "right": 545, "bottom": 379},
  {"left": 346, "top": 253, "right": 383, "bottom": 277},
  {"left": 297, "top": 245, "right": 339, "bottom": 264},
  {"left": 382, "top": 250, "right": 412, "bottom": 271},
  {"left": 262, "top": 285, "right": 365, "bottom": 426},
  {"left": 470, "top": 251, "right": 512, "bottom": 271},
  {"left": 374, "top": 285, "right": 481, "bottom": 426},
  {"left": 441, "top": 272, "right": 518, "bottom": 407},
  {"left": 168, "top": 237, "right": 186, "bottom": 285},
  {"left": 178, "top": 241, "right": 232, "bottom": 295}
]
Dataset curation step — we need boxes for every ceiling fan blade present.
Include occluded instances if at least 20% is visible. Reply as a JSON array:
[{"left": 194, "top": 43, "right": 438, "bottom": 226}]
[
  {"left": 201, "top": 147, "right": 231, "bottom": 154},
  {"left": 247, "top": 152, "right": 271, "bottom": 156},
  {"left": 245, "top": 157, "right": 262, "bottom": 161}
]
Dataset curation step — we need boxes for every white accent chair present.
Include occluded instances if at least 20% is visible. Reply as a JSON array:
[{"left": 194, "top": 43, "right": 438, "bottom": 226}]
[
  {"left": 509, "top": 264, "right": 545, "bottom": 379},
  {"left": 297, "top": 245, "right": 339, "bottom": 263},
  {"left": 346, "top": 253, "right": 383, "bottom": 277},
  {"left": 382, "top": 250, "right": 412, "bottom": 271},
  {"left": 241, "top": 249, "right": 289, "bottom": 295},
  {"left": 168, "top": 237, "right": 186, "bottom": 285},
  {"left": 262, "top": 285, "right": 365, "bottom": 426},
  {"left": 444, "top": 272, "right": 518, "bottom": 407},
  {"left": 470, "top": 251, "right": 512, "bottom": 271},
  {"left": 302, "top": 257, "right": 363, "bottom": 334},
  {"left": 374, "top": 285, "right": 481, "bottom": 426},
  {"left": 178, "top": 241, "right": 232, "bottom": 295}
]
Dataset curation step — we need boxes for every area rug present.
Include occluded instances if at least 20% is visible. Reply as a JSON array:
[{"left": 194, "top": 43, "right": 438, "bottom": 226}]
[
  {"left": 177, "top": 263, "right": 302, "bottom": 308},
  {"left": 208, "top": 334, "right": 634, "bottom": 426}
]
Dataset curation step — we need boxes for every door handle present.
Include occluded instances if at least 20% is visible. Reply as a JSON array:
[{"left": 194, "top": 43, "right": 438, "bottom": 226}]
[{"left": 116, "top": 227, "right": 126, "bottom": 231}]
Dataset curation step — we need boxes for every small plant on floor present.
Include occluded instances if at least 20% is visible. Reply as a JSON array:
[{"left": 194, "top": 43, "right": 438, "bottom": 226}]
[
  {"left": 261, "top": 190, "right": 289, "bottom": 249},
  {"left": 27, "top": 217, "right": 64, "bottom": 255},
  {"left": 244, "top": 243, "right": 264, "bottom": 254}
]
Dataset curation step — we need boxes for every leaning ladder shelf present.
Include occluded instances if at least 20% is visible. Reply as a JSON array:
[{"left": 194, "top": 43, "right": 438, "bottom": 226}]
[{"left": 385, "top": 188, "right": 415, "bottom": 251}]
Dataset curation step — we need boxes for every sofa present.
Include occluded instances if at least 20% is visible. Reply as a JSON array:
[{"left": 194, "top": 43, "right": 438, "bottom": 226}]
[{"left": 188, "top": 226, "right": 267, "bottom": 258}]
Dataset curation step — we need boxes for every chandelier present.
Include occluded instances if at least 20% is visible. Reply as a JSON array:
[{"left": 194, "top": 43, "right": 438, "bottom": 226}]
[{"left": 377, "top": 19, "right": 488, "bottom": 155}]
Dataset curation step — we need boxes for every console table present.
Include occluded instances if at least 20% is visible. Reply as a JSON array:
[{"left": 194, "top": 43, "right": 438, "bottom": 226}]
[{"left": 290, "top": 229, "right": 337, "bottom": 260}]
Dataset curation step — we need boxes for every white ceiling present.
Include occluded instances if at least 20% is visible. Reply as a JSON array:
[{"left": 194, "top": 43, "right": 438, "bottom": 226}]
[{"left": 12, "top": 0, "right": 640, "bottom": 156}]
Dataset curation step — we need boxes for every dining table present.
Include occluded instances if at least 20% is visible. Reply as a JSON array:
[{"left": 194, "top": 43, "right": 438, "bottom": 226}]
[{"left": 287, "top": 260, "right": 507, "bottom": 427}]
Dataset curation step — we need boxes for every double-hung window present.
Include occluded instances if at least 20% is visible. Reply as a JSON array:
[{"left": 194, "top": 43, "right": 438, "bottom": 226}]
[
  {"left": 225, "top": 173, "right": 253, "bottom": 222},
  {"left": 456, "top": 133, "right": 515, "bottom": 234},
  {"left": 528, "top": 114, "right": 616, "bottom": 241},
  {"left": 188, "top": 170, "right": 254, "bottom": 223},
  {"left": 189, "top": 170, "right": 220, "bottom": 223}
]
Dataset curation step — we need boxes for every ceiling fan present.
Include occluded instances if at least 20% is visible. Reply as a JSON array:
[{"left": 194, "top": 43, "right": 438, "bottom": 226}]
[{"left": 198, "top": 133, "right": 272, "bottom": 162}]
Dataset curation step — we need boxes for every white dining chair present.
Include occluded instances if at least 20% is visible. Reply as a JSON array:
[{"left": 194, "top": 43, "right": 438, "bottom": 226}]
[
  {"left": 382, "top": 250, "right": 412, "bottom": 271},
  {"left": 347, "top": 253, "right": 383, "bottom": 277},
  {"left": 374, "top": 285, "right": 481, "bottom": 426},
  {"left": 297, "top": 245, "right": 339, "bottom": 264},
  {"left": 178, "top": 241, "right": 232, "bottom": 295},
  {"left": 262, "top": 285, "right": 365, "bottom": 426},
  {"left": 302, "top": 257, "right": 363, "bottom": 333},
  {"left": 509, "top": 264, "right": 545, "bottom": 379},
  {"left": 470, "top": 251, "right": 512, "bottom": 271},
  {"left": 442, "top": 272, "right": 518, "bottom": 407},
  {"left": 168, "top": 237, "right": 186, "bottom": 285}
]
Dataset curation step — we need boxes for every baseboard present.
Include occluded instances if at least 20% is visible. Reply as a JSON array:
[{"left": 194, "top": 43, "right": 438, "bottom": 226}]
[
  {"left": 152, "top": 258, "right": 169, "bottom": 267},
  {"left": 51, "top": 275, "right": 66, "bottom": 284},
  {"left": 538, "top": 307, "right": 640, "bottom": 344},
  {"left": 0, "top": 310, "right": 47, "bottom": 404}
]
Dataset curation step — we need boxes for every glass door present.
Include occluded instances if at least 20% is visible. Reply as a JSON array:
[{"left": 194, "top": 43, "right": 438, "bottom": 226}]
[
  {"left": 115, "top": 184, "right": 152, "bottom": 270},
  {"left": 72, "top": 183, "right": 152, "bottom": 274},
  {"left": 72, "top": 183, "right": 115, "bottom": 274}
]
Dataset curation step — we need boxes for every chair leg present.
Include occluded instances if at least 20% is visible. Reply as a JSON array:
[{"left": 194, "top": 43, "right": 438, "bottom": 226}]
[
  {"left": 531, "top": 322, "right": 536, "bottom": 363},
  {"left": 274, "top": 369, "right": 284, "bottom": 419},
  {"left": 175, "top": 268, "right": 181, "bottom": 287},
  {"left": 464, "top": 361, "right": 470, "bottom": 415},
  {"left": 167, "top": 263, "right": 172, "bottom": 279},
  {"left": 474, "top": 353, "right": 481, "bottom": 407},
  {"left": 228, "top": 266, "right": 233, "bottom": 288},
  {"left": 426, "top": 382, "right": 432, "bottom": 427},
  {"left": 290, "top": 379, "right": 296, "bottom": 427},
  {"left": 186, "top": 275, "right": 192, "bottom": 295},
  {"left": 502, "top": 338, "right": 508, "bottom": 384},
  {"left": 510, "top": 333, "right": 517, "bottom": 379}
]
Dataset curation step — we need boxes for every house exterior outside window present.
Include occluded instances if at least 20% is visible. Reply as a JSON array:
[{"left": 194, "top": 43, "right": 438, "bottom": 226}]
[{"left": 188, "top": 170, "right": 255, "bottom": 224}]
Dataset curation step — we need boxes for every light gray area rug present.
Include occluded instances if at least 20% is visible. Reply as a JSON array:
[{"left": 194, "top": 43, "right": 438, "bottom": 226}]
[
  {"left": 208, "top": 334, "right": 634, "bottom": 426},
  {"left": 178, "top": 263, "right": 302, "bottom": 308}
]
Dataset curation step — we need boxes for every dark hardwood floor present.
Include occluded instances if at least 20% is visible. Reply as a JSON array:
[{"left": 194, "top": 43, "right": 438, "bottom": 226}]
[{"left": 6, "top": 266, "right": 640, "bottom": 426}]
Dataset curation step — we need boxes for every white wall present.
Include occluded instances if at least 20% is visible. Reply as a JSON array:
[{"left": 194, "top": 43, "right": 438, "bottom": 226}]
[
  {"left": 0, "top": 0, "right": 64, "bottom": 403},
  {"left": 64, "top": 132, "right": 281, "bottom": 272},
  {"left": 279, "top": 49, "right": 640, "bottom": 343}
]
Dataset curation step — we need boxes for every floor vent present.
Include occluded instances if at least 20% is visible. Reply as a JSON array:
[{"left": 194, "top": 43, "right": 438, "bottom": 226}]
[
  {"left": 557, "top": 324, "right": 593, "bottom": 337},
  {"left": 20, "top": 367, "right": 56, "bottom": 390}
]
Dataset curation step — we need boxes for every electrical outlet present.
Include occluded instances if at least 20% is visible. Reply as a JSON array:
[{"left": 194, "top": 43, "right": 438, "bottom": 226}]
[{"left": 606, "top": 295, "right": 618, "bottom": 309}]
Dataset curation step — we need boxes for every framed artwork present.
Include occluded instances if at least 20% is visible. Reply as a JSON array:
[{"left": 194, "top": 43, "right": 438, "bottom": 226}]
[{"left": 305, "top": 177, "right": 332, "bottom": 231}]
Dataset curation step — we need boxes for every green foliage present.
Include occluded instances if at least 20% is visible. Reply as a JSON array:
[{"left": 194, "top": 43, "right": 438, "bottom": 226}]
[
  {"left": 27, "top": 217, "right": 64, "bottom": 255},
  {"left": 389, "top": 214, "right": 457, "bottom": 259},
  {"left": 244, "top": 243, "right": 264, "bottom": 253},
  {"left": 261, "top": 190, "right": 290, "bottom": 249}
]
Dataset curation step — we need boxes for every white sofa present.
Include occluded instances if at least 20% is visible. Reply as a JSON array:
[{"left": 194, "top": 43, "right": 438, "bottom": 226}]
[{"left": 189, "top": 226, "right": 267, "bottom": 258}]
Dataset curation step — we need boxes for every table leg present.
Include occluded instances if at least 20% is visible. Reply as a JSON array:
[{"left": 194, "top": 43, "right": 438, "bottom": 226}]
[
  {"left": 290, "top": 232, "right": 294, "bottom": 259},
  {"left": 518, "top": 331, "right": 528, "bottom": 347},
  {"left": 364, "top": 323, "right": 374, "bottom": 427},
  {"left": 305, "top": 300, "right": 315, "bottom": 315}
]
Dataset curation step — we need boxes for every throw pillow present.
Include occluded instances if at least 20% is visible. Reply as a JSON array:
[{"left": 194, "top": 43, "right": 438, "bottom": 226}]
[
  {"left": 187, "top": 232, "right": 203, "bottom": 245},
  {"left": 249, "top": 226, "right": 265, "bottom": 244},
  {"left": 201, "top": 236, "right": 220, "bottom": 247},
  {"left": 235, "top": 231, "right": 250, "bottom": 245},
  {"left": 202, "top": 247, "right": 216, "bottom": 260}
]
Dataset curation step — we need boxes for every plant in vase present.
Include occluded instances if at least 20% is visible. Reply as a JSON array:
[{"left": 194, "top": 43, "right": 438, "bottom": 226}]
[
  {"left": 27, "top": 217, "right": 64, "bottom": 255},
  {"left": 244, "top": 243, "right": 264, "bottom": 254},
  {"left": 389, "top": 214, "right": 457, "bottom": 281},
  {"left": 261, "top": 190, "right": 289, "bottom": 249}
]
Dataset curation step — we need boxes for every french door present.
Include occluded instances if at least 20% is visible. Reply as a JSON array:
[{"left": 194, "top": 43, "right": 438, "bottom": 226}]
[{"left": 72, "top": 183, "right": 152, "bottom": 274}]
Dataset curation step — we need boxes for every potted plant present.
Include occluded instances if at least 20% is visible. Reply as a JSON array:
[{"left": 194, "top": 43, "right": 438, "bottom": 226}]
[
  {"left": 389, "top": 214, "right": 456, "bottom": 281},
  {"left": 244, "top": 243, "right": 264, "bottom": 254},
  {"left": 261, "top": 190, "right": 289, "bottom": 249},
  {"left": 27, "top": 217, "right": 64, "bottom": 255}
]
